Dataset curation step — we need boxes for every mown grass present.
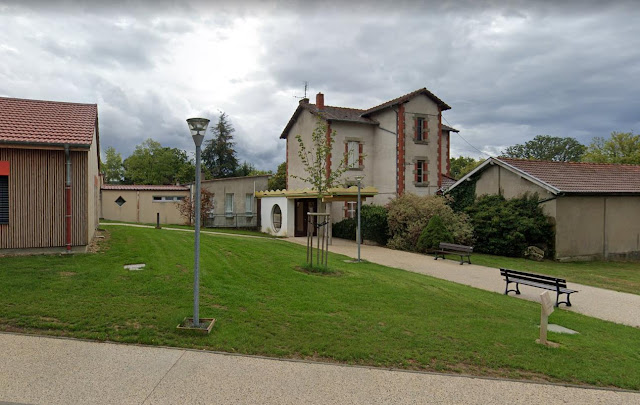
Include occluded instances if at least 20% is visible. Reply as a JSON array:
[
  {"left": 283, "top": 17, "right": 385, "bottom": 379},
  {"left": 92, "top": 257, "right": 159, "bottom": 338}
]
[
  {"left": 0, "top": 226, "right": 639, "bottom": 390},
  {"left": 99, "top": 219, "right": 277, "bottom": 238}
]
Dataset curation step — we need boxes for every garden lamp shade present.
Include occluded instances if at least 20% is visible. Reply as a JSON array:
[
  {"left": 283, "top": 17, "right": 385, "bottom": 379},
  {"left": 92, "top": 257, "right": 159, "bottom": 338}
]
[{"left": 186, "top": 118, "right": 210, "bottom": 147}]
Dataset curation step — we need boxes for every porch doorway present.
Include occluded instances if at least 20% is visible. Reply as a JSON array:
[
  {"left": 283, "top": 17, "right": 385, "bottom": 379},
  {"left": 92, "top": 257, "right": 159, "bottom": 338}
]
[{"left": 294, "top": 198, "right": 317, "bottom": 237}]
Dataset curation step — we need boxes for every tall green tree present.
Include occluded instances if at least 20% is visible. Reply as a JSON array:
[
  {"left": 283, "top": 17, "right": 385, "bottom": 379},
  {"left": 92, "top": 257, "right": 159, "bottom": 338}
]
[
  {"left": 502, "top": 135, "right": 586, "bottom": 162},
  {"left": 123, "top": 139, "right": 195, "bottom": 185},
  {"left": 449, "top": 156, "right": 482, "bottom": 179},
  {"left": 102, "top": 146, "right": 125, "bottom": 183},
  {"left": 202, "top": 112, "right": 239, "bottom": 178},
  {"left": 582, "top": 131, "right": 640, "bottom": 164},
  {"left": 268, "top": 162, "right": 287, "bottom": 190}
]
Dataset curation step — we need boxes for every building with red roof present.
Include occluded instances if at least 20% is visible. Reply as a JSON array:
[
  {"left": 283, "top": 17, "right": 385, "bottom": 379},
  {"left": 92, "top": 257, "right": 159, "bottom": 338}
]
[
  {"left": 0, "top": 96, "right": 100, "bottom": 251},
  {"left": 447, "top": 157, "right": 640, "bottom": 261}
]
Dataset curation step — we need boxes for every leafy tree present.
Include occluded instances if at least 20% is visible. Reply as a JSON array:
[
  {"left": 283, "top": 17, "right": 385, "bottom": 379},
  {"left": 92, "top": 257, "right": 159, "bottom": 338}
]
[
  {"left": 123, "top": 139, "right": 195, "bottom": 185},
  {"left": 235, "top": 161, "right": 272, "bottom": 177},
  {"left": 582, "top": 131, "right": 640, "bottom": 164},
  {"left": 177, "top": 188, "right": 214, "bottom": 226},
  {"left": 268, "top": 162, "right": 287, "bottom": 190},
  {"left": 502, "top": 135, "right": 586, "bottom": 162},
  {"left": 292, "top": 117, "right": 350, "bottom": 199},
  {"left": 449, "top": 156, "right": 482, "bottom": 179},
  {"left": 102, "top": 146, "right": 124, "bottom": 183},
  {"left": 202, "top": 112, "right": 239, "bottom": 178}
]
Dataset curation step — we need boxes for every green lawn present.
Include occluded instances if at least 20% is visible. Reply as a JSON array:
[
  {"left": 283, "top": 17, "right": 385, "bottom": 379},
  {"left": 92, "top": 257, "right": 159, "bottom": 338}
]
[
  {"left": 1, "top": 226, "right": 639, "bottom": 390},
  {"left": 99, "top": 219, "right": 277, "bottom": 238},
  {"left": 462, "top": 253, "right": 640, "bottom": 295}
]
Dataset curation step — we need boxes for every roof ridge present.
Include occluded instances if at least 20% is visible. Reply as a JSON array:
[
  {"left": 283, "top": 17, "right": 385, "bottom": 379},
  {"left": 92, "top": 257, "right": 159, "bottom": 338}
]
[
  {"left": 0, "top": 96, "right": 97, "bottom": 107},
  {"left": 498, "top": 157, "right": 640, "bottom": 168},
  {"left": 308, "top": 103, "right": 365, "bottom": 111}
]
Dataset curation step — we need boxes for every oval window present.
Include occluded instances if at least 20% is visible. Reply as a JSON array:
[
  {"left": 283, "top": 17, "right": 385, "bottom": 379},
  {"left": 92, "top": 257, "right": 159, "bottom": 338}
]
[{"left": 271, "top": 204, "right": 282, "bottom": 233}]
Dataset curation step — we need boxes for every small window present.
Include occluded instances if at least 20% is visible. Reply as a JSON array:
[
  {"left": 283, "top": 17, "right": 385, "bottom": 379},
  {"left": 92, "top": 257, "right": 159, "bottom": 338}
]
[
  {"left": 245, "top": 194, "right": 253, "bottom": 214},
  {"left": 153, "top": 196, "right": 182, "bottom": 202},
  {"left": 115, "top": 196, "right": 126, "bottom": 206},
  {"left": 347, "top": 141, "right": 362, "bottom": 169},
  {"left": 415, "top": 117, "right": 428, "bottom": 142},
  {"left": 225, "top": 193, "right": 234, "bottom": 215},
  {"left": 346, "top": 201, "right": 357, "bottom": 219},
  {"left": 153, "top": 196, "right": 162, "bottom": 201},
  {"left": 0, "top": 175, "right": 8, "bottom": 224},
  {"left": 416, "top": 160, "right": 426, "bottom": 184},
  {"left": 272, "top": 204, "right": 282, "bottom": 232}
]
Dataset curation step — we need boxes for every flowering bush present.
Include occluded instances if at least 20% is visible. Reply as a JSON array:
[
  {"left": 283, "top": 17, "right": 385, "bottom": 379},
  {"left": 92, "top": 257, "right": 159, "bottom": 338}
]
[{"left": 387, "top": 194, "right": 473, "bottom": 251}]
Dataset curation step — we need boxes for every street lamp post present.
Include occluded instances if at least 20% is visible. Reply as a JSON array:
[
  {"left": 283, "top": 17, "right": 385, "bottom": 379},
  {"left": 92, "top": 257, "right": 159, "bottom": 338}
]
[
  {"left": 355, "top": 175, "right": 364, "bottom": 262},
  {"left": 187, "top": 117, "right": 210, "bottom": 327}
]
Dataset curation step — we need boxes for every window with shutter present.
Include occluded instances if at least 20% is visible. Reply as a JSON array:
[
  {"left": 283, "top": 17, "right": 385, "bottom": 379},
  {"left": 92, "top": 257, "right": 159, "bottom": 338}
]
[
  {"left": 416, "top": 160, "right": 426, "bottom": 184},
  {"left": 347, "top": 141, "right": 359, "bottom": 168},
  {"left": 415, "top": 117, "right": 428, "bottom": 142},
  {"left": 245, "top": 194, "right": 253, "bottom": 214},
  {"left": 0, "top": 175, "right": 8, "bottom": 224}
]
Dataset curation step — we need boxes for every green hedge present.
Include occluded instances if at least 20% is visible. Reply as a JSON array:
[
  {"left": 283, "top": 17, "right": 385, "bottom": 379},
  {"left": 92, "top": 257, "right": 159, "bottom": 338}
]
[
  {"left": 331, "top": 205, "right": 389, "bottom": 245},
  {"left": 465, "top": 193, "right": 554, "bottom": 257}
]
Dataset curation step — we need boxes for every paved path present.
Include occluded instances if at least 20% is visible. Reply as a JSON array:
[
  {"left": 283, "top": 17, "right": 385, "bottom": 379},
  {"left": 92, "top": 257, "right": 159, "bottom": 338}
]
[
  {"left": 287, "top": 237, "right": 640, "bottom": 328},
  {"left": 0, "top": 333, "right": 637, "bottom": 405}
]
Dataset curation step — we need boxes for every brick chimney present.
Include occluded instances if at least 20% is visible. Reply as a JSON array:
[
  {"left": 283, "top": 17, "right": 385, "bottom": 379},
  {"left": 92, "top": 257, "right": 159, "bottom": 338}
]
[{"left": 316, "top": 92, "right": 324, "bottom": 109}]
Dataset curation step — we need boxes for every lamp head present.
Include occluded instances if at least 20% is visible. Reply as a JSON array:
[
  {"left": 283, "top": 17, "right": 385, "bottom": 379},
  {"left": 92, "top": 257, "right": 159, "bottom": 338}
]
[{"left": 186, "top": 118, "right": 210, "bottom": 147}]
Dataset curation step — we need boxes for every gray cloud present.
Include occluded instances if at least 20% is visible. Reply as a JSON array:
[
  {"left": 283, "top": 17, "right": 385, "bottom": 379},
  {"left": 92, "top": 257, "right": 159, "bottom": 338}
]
[{"left": 1, "top": 0, "right": 639, "bottom": 169}]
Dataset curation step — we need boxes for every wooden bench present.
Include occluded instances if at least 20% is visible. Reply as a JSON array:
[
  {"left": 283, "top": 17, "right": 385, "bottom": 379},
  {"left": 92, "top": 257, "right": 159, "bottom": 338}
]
[
  {"left": 433, "top": 242, "right": 473, "bottom": 265},
  {"left": 500, "top": 268, "right": 578, "bottom": 307}
]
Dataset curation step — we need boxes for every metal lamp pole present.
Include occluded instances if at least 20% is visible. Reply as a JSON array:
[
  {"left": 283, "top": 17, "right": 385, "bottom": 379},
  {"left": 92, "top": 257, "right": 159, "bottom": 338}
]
[
  {"left": 187, "top": 117, "right": 210, "bottom": 327},
  {"left": 355, "top": 175, "right": 364, "bottom": 262}
]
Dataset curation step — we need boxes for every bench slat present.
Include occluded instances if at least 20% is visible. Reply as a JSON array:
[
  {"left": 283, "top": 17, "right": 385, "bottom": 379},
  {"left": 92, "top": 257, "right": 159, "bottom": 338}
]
[{"left": 439, "top": 243, "right": 473, "bottom": 253}]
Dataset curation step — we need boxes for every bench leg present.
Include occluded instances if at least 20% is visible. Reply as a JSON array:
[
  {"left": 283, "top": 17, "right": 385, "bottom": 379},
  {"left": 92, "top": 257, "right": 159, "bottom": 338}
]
[
  {"left": 555, "top": 292, "right": 573, "bottom": 307},
  {"left": 459, "top": 255, "right": 463, "bottom": 265},
  {"left": 504, "top": 281, "right": 520, "bottom": 295}
]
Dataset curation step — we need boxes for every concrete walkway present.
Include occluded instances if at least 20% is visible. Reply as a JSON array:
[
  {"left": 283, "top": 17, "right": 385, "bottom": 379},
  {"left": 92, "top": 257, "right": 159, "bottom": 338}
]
[
  {"left": 287, "top": 237, "right": 640, "bottom": 328},
  {"left": 0, "top": 333, "right": 637, "bottom": 405}
]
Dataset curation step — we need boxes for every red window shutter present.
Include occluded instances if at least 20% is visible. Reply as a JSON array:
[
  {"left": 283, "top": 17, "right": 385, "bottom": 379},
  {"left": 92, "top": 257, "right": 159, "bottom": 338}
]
[
  {"left": 414, "top": 163, "right": 419, "bottom": 182},
  {"left": 344, "top": 201, "right": 348, "bottom": 217},
  {"left": 358, "top": 143, "right": 363, "bottom": 167},
  {"left": 423, "top": 161, "right": 428, "bottom": 182},
  {"left": 344, "top": 142, "right": 348, "bottom": 162}
]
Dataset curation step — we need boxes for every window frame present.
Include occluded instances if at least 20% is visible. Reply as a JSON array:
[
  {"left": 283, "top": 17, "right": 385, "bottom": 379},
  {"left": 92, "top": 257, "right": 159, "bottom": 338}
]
[
  {"left": 415, "top": 160, "right": 427, "bottom": 184},
  {"left": 245, "top": 193, "right": 253, "bottom": 215},
  {"left": 0, "top": 175, "right": 8, "bottom": 225},
  {"left": 225, "top": 193, "right": 234, "bottom": 216}
]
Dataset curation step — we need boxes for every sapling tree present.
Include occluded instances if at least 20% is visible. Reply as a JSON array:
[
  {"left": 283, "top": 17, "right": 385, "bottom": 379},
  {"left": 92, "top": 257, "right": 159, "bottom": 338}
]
[{"left": 292, "top": 117, "right": 356, "bottom": 268}]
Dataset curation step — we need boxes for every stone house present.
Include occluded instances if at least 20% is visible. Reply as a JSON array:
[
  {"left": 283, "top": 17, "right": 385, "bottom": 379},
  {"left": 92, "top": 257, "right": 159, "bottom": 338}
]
[{"left": 279, "top": 88, "right": 457, "bottom": 233}]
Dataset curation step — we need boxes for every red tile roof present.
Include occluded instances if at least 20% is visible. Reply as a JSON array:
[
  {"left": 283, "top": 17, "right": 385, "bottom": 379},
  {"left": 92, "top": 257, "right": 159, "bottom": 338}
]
[
  {"left": 280, "top": 88, "right": 452, "bottom": 139},
  {"left": 101, "top": 184, "right": 189, "bottom": 191},
  {"left": 498, "top": 158, "right": 640, "bottom": 194},
  {"left": 0, "top": 97, "right": 97, "bottom": 147}
]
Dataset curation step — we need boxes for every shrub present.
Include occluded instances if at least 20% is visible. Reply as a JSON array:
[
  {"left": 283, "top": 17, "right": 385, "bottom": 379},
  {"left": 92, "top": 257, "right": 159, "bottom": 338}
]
[
  {"left": 386, "top": 194, "right": 473, "bottom": 252},
  {"left": 361, "top": 205, "right": 389, "bottom": 245},
  {"left": 416, "top": 215, "right": 453, "bottom": 253},
  {"left": 465, "top": 193, "right": 554, "bottom": 257},
  {"left": 332, "top": 217, "right": 356, "bottom": 240}
]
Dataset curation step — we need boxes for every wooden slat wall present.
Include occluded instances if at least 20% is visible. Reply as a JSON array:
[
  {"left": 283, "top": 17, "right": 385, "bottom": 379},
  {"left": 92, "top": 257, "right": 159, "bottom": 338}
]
[{"left": 0, "top": 148, "right": 88, "bottom": 249}]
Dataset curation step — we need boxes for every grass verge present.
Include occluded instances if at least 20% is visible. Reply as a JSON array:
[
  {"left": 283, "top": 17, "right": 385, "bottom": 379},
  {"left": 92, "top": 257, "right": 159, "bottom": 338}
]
[{"left": 0, "top": 226, "right": 638, "bottom": 390}]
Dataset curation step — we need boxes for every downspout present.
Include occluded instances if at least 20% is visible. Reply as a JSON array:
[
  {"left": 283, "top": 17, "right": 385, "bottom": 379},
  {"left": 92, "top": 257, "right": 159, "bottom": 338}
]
[{"left": 64, "top": 145, "right": 72, "bottom": 252}]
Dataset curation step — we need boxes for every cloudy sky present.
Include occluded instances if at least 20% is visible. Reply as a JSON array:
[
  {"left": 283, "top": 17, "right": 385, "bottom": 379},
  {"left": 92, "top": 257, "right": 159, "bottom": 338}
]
[{"left": 1, "top": 0, "right": 639, "bottom": 171}]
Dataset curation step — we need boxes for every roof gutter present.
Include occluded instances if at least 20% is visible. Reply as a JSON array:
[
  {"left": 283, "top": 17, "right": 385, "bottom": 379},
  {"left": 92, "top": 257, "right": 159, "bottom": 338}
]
[{"left": 0, "top": 140, "right": 91, "bottom": 149}]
